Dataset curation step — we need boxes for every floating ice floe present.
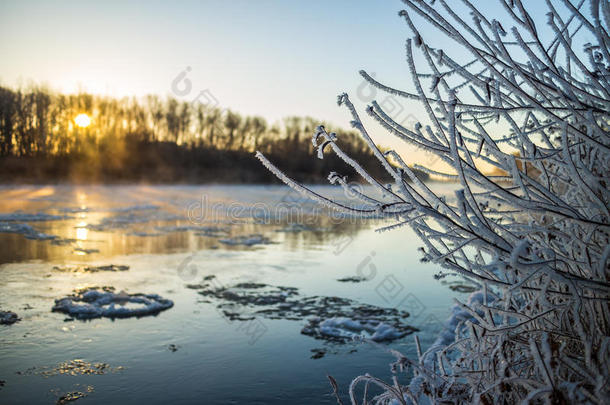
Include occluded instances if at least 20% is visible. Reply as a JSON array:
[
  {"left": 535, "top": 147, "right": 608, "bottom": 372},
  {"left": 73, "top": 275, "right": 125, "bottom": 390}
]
[
  {"left": 52, "top": 288, "right": 173, "bottom": 319},
  {"left": 218, "top": 234, "right": 272, "bottom": 246},
  {"left": 127, "top": 225, "right": 229, "bottom": 238},
  {"left": 110, "top": 204, "right": 160, "bottom": 213},
  {"left": 444, "top": 281, "right": 478, "bottom": 293},
  {"left": 194, "top": 228, "right": 229, "bottom": 237},
  {"left": 0, "top": 212, "right": 67, "bottom": 222},
  {"left": 0, "top": 222, "right": 57, "bottom": 241},
  {"left": 17, "top": 359, "right": 123, "bottom": 376},
  {"left": 128, "top": 231, "right": 163, "bottom": 237},
  {"left": 313, "top": 317, "right": 407, "bottom": 342},
  {"left": 85, "top": 214, "right": 151, "bottom": 231},
  {"left": 336, "top": 276, "right": 369, "bottom": 283},
  {"left": 58, "top": 206, "right": 92, "bottom": 213},
  {"left": 53, "top": 264, "right": 129, "bottom": 273},
  {"left": 56, "top": 391, "right": 89, "bottom": 405},
  {"left": 0, "top": 310, "right": 20, "bottom": 325},
  {"left": 196, "top": 281, "right": 416, "bottom": 343},
  {"left": 50, "top": 238, "right": 77, "bottom": 246},
  {"left": 85, "top": 211, "right": 181, "bottom": 232},
  {"left": 73, "top": 247, "right": 100, "bottom": 255},
  {"left": 274, "top": 223, "right": 314, "bottom": 233},
  {"left": 301, "top": 310, "right": 416, "bottom": 343},
  {"left": 157, "top": 225, "right": 229, "bottom": 235}
]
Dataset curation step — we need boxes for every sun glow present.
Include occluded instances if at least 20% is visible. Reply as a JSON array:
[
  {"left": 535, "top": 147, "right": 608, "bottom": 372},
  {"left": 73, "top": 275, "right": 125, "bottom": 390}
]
[
  {"left": 74, "top": 113, "right": 91, "bottom": 128},
  {"left": 75, "top": 221, "right": 88, "bottom": 241}
]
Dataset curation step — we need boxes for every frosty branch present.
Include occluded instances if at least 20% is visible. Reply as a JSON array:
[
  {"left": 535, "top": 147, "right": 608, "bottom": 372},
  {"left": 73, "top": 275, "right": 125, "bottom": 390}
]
[{"left": 257, "top": 0, "right": 609, "bottom": 403}]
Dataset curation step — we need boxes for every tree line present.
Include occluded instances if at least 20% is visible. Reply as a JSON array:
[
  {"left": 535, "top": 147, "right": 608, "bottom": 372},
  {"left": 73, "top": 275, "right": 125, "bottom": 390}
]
[{"left": 0, "top": 86, "right": 427, "bottom": 183}]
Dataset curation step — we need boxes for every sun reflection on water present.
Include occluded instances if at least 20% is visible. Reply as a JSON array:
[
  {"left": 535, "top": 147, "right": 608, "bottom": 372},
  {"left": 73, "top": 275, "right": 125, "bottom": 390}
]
[{"left": 75, "top": 221, "right": 89, "bottom": 241}]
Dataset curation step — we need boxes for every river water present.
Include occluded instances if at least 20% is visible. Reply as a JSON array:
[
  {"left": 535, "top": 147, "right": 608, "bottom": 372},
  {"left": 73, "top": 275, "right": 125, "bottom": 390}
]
[{"left": 0, "top": 184, "right": 469, "bottom": 404}]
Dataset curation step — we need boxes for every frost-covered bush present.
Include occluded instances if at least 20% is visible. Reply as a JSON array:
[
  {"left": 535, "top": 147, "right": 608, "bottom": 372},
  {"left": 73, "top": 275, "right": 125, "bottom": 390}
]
[{"left": 257, "top": 0, "right": 609, "bottom": 403}]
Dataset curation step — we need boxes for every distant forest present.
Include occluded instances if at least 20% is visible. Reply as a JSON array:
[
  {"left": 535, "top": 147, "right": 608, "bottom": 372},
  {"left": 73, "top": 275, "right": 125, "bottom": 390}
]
[{"left": 0, "top": 86, "right": 428, "bottom": 183}]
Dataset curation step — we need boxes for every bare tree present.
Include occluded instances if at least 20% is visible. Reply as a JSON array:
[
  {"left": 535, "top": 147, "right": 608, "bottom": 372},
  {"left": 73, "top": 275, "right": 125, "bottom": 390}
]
[
  {"left": 224, "top": 110, "right": 242, "bottom": 150},
  {"left": 257, "top": 0, "right": 610, "bottom": 403},
  {"left": 0, "top": 87, "right": 16, "bottom": 156}
]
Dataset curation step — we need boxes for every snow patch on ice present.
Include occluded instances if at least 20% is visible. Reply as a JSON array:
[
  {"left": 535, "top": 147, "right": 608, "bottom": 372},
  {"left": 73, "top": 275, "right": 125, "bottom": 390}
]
[
  {"left": 422, "top": 290, "right": 488, "bottom": 362},
  {"left": 408, "top": 290, "right": 490, "bottom": 399}
]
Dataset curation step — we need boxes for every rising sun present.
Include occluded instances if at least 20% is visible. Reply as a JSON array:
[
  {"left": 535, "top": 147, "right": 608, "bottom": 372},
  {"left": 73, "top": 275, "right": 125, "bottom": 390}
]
[{"left": 74, "top": 113, "right": 91, "bottom": 128}]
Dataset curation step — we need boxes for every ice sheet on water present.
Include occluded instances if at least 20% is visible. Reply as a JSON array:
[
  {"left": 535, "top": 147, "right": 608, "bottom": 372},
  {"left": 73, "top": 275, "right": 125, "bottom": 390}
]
[
  {"left": 0, "top": 222, "right": 57, "bottom": 241},
  {"left": 52, "top": 288, "right": 173, "bottom": 319}
]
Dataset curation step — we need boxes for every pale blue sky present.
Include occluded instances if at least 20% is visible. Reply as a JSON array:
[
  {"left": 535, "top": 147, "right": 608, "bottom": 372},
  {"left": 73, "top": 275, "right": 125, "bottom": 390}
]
[
  {"left": 1, "top": 1, "right": 412, "bottom": 122},
  {"left": 0, "top": 0, "right": 558, "bottom": 166}
]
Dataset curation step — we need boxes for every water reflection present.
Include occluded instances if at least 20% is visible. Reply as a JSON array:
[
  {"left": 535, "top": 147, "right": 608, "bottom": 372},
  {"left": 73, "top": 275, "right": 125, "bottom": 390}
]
[
  {"left": 0, "top": 185, "right": 382, "bottom": 263},
  {"left": 75, "top": 222, "right": 88, "bottom": 241}
]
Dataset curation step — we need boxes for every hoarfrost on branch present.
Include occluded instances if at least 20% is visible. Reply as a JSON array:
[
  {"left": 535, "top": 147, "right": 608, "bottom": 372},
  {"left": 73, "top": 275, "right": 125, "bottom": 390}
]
[{"left": 257, "top": 0, "right": 609, "bottom": 403}]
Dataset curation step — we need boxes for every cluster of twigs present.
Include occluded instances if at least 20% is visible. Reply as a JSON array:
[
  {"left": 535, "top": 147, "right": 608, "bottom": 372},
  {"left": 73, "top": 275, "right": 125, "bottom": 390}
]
[{"left": 258, "top": 0, "right": 609, "bottom": 403}]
